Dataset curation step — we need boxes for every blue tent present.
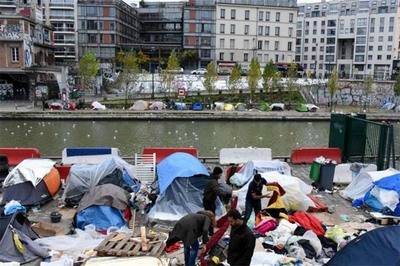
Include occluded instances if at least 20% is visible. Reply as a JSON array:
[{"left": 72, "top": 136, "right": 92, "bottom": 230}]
[
  {"left": 327, "top": 226, "right": 400, "bottom": 266},
  {"left": 149, "top": 152, "right": 224, "bottom": 221}
]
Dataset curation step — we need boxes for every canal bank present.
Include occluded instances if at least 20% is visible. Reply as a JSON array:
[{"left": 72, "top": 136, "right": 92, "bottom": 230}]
[{"left": 1, "top": 110, "right": 400, "bottom": 121}]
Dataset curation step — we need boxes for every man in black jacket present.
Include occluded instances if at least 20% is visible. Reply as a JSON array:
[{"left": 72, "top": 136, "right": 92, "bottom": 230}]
[
  {"left": 227, "top": 209, "right": 256, "bottom": 266},
  {"left": 165, "top": 211, "right": 215, "bottom": 266},
  {"left": 203, "top": 167, "right": 224, "bottom": 214}
]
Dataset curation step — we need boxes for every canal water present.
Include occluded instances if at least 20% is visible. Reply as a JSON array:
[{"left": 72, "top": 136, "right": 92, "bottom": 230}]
[{"left": 0, "top": 120, "right": 331, "bottom": 157}]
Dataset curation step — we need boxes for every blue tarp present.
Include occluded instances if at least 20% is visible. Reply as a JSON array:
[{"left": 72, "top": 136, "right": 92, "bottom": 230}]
[
  {"left": 157, "top": 152, "right": 209, "bottom": 194},
  {"left": 327, "top": 226, "right": 400, "bottom": 266},
  {"left": 75, "top": 205, "right": 126, "bottom": 231},
  {"left": 66, "top": 147, "right": 112, "bottom": 157}
]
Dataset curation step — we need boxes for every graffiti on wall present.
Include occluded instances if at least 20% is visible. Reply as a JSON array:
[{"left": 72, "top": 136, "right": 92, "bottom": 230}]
[
  {"left": 0, "top": 24, "right": 21, "bottom": 40},
  {"left": 24, "top": 38, "right": 33, "bottom": 68}
]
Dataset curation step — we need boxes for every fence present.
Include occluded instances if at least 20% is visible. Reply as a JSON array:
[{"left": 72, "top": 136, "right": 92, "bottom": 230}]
[{"left": 329, "top": 113, "right": 395, "bottom": 170}]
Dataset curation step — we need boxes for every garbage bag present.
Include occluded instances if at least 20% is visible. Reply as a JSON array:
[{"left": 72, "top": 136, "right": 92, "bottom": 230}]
[
  {"left": 325, "top": 226, "right": 346, "bottom": 244},
  {"left": 303, "top": 230, "right": 322, "bottom": 256}
]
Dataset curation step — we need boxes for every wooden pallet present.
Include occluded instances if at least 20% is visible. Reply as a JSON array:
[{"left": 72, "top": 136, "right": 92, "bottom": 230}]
[
  {"left": 370, "top": 212, "right": 400, "bottom": 225},
  {"left": 95, "top": 232, "right": 165, "bottom": 257}
]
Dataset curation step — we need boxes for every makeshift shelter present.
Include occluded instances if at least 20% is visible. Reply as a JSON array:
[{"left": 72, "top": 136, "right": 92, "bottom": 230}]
[
  {"left": 0, "top": 212, "right": 48, "bottom": 263},
  {"left": 270, "top": 103, "right": 285, "bottom": 111},
  {"left": 174, "top": 102, "right": 186, "bottom": 110},
  {"left": 235, "top": 103, "right": 246, "bottom": 111},
  {"left": 224, "top": 103, "right": 234, "bottom": 111},
  {"left": 327, "top": 226, "right": 400, "bottom": 266},
  {"left": 341, "top": 168, "right": 399, "bottom": 200},
  {"left": 149, "top": 101, "right": 165, "bottom": 110},
  {"left": 214, "top": 102, "right": 224, "bottom": 111},
  {"left": 75, "top": 184, "right": 130, "bottom": 231},
  {"left": 91, "top": 101, "right": 106, "bottom": 110},
  {"left": 1, "top": 159, "right": 60, "bottom": 206},
  {"left": 259, "top": 102, "right": 270, "bottom": 111},
  {"left": 229, "top": 160, "right": 291, "bottom": 187},
  {"left": 63, "top": 156, "right": 137, "bottom": 207},
  {"left": 295, "top": 103, "right": 308, "bottom": 112},
  {"left": 333, "top": 163, "right": 376, "bottom": 184},
  {"left": 62, "top": 147, "right": 120, "bottom": 165},
  {"left": 129, "top": 100, "right": 149, "bottom": 111},
  {"left": 192, "top": 102, "right": 204, "bottom": 111},
  {"left": 148, "top": 152, "right": 224, "bottom": 221},
  {"left": 306, "top": 104, "right": 319, "bottom": 112}
]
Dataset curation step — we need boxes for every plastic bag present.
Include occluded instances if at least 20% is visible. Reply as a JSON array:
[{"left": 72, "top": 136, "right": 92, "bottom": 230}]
[
  {"left": 303, "top": 230, "right": 322, "bottom": 256},
  {"left": 246, "top": 211, "right": 255, "bottom": 229},
  {"left": 325, "top": 226, "right": 346, "bottom": 244}
]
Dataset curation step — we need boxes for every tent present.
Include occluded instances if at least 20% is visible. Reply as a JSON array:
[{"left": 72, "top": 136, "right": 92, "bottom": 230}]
[
  {"left": 1, "top": 159, "right": 60, "bottom": 206},
  {"left": 192, "top": 102, "right": 204, "bottom": 111},
  {"left": 149, "top": 101, "right": 166, "bottom": 110},
  {"left": 63, "top": 156, "right": 137, "bottom": 207},
  {"left": 259, "top": 102, "right": 270, "bottom": 111},
  {"left": 129, "top": 100, "right": 149, "bottom": 111},
  {"left": 327, "top": 226, "right": 400, "bottom": 266},
  {"left": 271, "top": 103, "right": 285, "bottom": 111},
  {"left": 229, "top": 160, "right": 291, "bottom": 187},
  {"left": 214, "top": 102, "right": 224, "bottom": 111},
  {"left": 148, "top": 152, "right": 224, "bottom": 221},
  {"left": 174, "top": 102, "right": 186, "bottom": 110},
  {"left": 235, "top": 103, "right": 247, "bottom": 111},
  {"left": 295, "top": 103, "right": 308, "bottom": 112},
  {"left": 224, "top": 103, "right": 234, "bottom": 111},
  {"left": 306, "top": 104, "right": 319, "bottom": 112},
  {"left": 91, "top": 101, "right": 106, "bottom": 110},
  {"left": 341, "top": 168, "right": 399, "bottom": 200},
  {"left": 0, "top": 212, "right": 48, "bottom": 263}
]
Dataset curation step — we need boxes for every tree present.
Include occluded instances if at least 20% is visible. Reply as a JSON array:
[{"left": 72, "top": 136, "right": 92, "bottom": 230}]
[
  {"left": 161, "top": 50, "right": 181, "bottom": 96},
  {"left": 248, "top": 57, "right": 261, "bottom": 102},
  {"left": 229, "top": 64, "right": 241, "bottom": 93},
  {"left": 203, "top": 62, "right": 218, "bottom": 104},
  {"left": 79, "top": 52, "right": 100, "bottom": 93},
  {"left": 137, "top": 50, "right": 150, "bottom": 68},
  {"left": 271, "top": 71, "right": 281, "bottom": 93},
  {"left": 363, "top": 75, "right": 373, "bottom": 111},
  {"left": 286, "top": 62, "right": 299, "bottom": 108},
  {"left": 394, "top": 73, "right": 400, "bottom": 97},
  {"left": 262, "top": 60, "right": 277, "bottom": 93},
  {"left": 115, "top": 51, "right": 140, "bottom": 109},
  {"left": 328, "top": 68, "right": 339, "bottom": 112}
]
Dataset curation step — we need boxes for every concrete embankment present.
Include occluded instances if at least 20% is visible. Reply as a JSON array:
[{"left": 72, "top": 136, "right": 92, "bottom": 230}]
[{"left": 0, "top": 110, "right": 400, "bottom": 121}]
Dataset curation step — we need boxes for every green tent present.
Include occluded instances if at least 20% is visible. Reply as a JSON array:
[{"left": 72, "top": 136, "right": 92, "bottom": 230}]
[
  {"left": 296, "top": 103, "right": 308, "bottom": 112},
  {"left": 259, "top": 102, "right": 270, "bottom": 111}
]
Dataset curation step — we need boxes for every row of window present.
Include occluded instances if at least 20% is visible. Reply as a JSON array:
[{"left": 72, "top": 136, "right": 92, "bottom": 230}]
[
  {"left": 220, "top": 8, "right": 294, "bottom": 23},
  {"left": 219, "top": 52, "right": 283, "bottom": 63},
  {"left": 219, "top": 39, "right": 292, "bottom": 51},
  {"left": 219, "top": 24, "right": 289, "bottom": 37},
  {"left": 302, "top": 53, "right": 392, "bottom": 62}
]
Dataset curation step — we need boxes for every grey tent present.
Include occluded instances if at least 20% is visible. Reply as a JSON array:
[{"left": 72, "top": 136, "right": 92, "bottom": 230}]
[{"left": 0, "top": 212, "right": 48, "bottom": 263}]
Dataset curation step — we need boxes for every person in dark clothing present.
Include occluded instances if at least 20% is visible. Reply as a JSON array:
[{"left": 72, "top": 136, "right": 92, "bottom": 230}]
[
  {"left": 166, "top": 211, "right": 215, "bottom": 266},
  {"left": 203, "top": 167, "right": 224, "bottom": 214},
  {"left": 244, "top": 173, "right": 270, "bottom": 223},
  {"left": 227, "top": 209, "right": 256, "bottom": 266}
]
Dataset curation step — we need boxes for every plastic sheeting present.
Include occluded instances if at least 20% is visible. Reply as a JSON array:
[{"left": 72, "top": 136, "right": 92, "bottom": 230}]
[
  {"left": 148, "top": 176, "right": 225, "bottom": 221},
  {"left": 91, "top": 101, "right": 106, "bottom": 110},
  {"left": 341, "top": 168, "right": 399, "bottom": 200},
  {"left": 75, "top": 205, "right": 127, "bottom": 230},
  {"left": 333, "top": 163, "right": 377, "bottom": 184},
  {"left": 3, "top": 159, "right": 55, "bottom": 188},
  {"left": 230, "top": 160, "right": 291, "bottom": 187},
  {"left": 63, "top": 156, "right": 135, "bottom": 203},
  {"left": 156, "top": 152, "right": 209, "bottom": 194},
  {"left": 236, "top": 171, "right": 314, "bottom": 213}
]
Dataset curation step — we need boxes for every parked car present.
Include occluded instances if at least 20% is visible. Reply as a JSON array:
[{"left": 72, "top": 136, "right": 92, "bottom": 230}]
[{"left": 191, "top": 68, "right": 207, "bottom": 75}]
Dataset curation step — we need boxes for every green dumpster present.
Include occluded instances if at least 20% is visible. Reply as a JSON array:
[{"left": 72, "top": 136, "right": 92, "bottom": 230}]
[{"left": 309, "top": 161, "right": 321, "bottom": 182}]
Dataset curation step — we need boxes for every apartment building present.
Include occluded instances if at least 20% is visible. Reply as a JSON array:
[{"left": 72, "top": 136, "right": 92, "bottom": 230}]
[
  {"left": 296, "top": 0, "right": 400, "bottom": 79},
  {"left": 43, "top": 0, "right": 78, "bottom": 66},
  {"left": 77, "top": 0, "right": 140, "bottom": 72},
  {"left": 183, "top": 0, "right": 216, "bottom": 68},
  {"left": 215, "top": 0, "right": 297, "bottom": 70}
]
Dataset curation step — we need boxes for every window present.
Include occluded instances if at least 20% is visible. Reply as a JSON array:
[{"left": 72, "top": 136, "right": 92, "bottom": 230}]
[
  {"left": 305, "top": 38, "right": 309, "bottom": 44},
  {"left": 356, "top": 46, "right": 365, "bottom": 53},
  {"left": 230, "top": 52, "right": 234, "bottom": 61},
  {"left": 265, "top": 11, "right": 270, "bottom": 21},
  {"left": 389, "top": 17, "right": 394, "bottom": 32},
  {"left": 355, "top": 55, "right": 364, "bottom": 62},
  {"left": 289, "top": 27, "right": 293, "bottom": 37},
  {"left": 328, "top": 20, "right": 336, "bottom": 27},
  {"left": 327, "top": 29, "right": 336, "bottom": 36},
  {"left": 231, "top": 9, "right": 236, "bottom": 19},
  {"left": 88, "top": 34, "right": 97, "bottom": 43},
  {"left": 356, "top": 36, "right": 366, "bottom": 44},
  {"left": 201, "top": 49, "right": 211, "bottom": 58},
  {"left": 220, "top": 52, "right": 224, "bottom": 61},
  {"left": 275, "top": 27, "right": 280, "bottom": 36},
  {"left": 244, "top": 53, "right": 248, "bottom": 62},
  {"left": 312, "top": 47, "right": 316, "bottom": 51},
  {"left": 370, "top": 18, "right": 375, "bottom": 33},
  {"left": 311, "top": 55, "right": 316, "bottom": 60},
  {"left": 369, "top": 46, "right": 373, "bottom": 51},
  {"left": 327, "top": 37, "right": 335, "bottom": 44},
  {"left": 388, "top": 45, "right": 392, "bottom": 51},
  {"left": 369, "top": 36, "right": 374, "bottom": 42},
  {"left": 230, "top": 24, "right": 235, "bottom": 34},
  {"left": 276, "top": 12, "right": 280, "bottom": 22},
  {"left": 244, "top": 39, "right": 249, "bottom": 49},
  {"left": 379, "top": 17, "right": 384, "bottom": 32},
  {"left": 320, "top": 46, "right": 324, "bottom": 52},
  {"left": 230, "top": 39, "right": 235, "bottom": 49},
  {"left": 305, "top": 47, "right": 308, "bottom": 52},
  {"left": 368, "top": 55, "right": 373, "bottom": 60},
  {"left": 258, "top": 26, "right": 263, "bottom": 35},
  {"left": 11, "top": 47, "right": 19, "bottom": 62},
  {"left": 304, "top": 55, "right": 308, "bottom": 60},
  {"left": 321, "top": 21, "right": 326, "bottom": 26},
  {"left": 357, "top": 28, "right": 366, "bottom": 35},
  {"left": 320, "top": 38, "right": 325, "bottom": 43},
  {"left": 357, "top": 18, "right": 367, "bottom": 27},
  {"left": 259, "top": 11, "right": 263, "bottom": 21},
  {"left": 245, "top": 10, "right": 250, "bottom": 20},
  {"left": 289, "top": 13, "right": 294, "bottom": 23},
  {"left": 258, "top": 40, "right": 262, "bottom": 49},
  {"left": 220, "top": 38, "right": 225, "bottom": 48},
  {"left": 387, "top": 55, "right": 392, "bottom": 60},
  {"left": 368, "top": 64, "right": 372, "bottom": 69},
  {"left": 274, "top": 41, "right": 279, "bottom": 50},
  {"left": 312, "top": 38, "right": 316, "bottom": 43},
  {"left": 321, "top": 29, "right": 325, "bottom": 34},
  {"left": 378, "top": 36, "right": 383, "bottom": 42},
  {"left": 245, "top": 25, "right": 249, "bottom": 35},
  {"left": 388, "top": 36, "right": 393, "bottom": 41},
  {"left": 220, "top": 24, "right": 225, "bottom": 33},
  {"left": 377, "top": 55, "right": 382, "bottom": 60},
  {"left": 378, "top": 45, "right": 383, "bottom": 51},
  {"left": 264, "top": 40, "right": 269, "bottom": 49},
  {"left": 319, "top": 55, "right": 324, "bottom": 60},
  {"left": 288, "top": 42, "right": 292, "bottom": 51},
  {"left": 275, "top": 54, "right": 279, "bottom": 62},
  {"left": 326, "top": 46, "right": 335, "bottom": 53},
  {"left": 220, "top": 9, "right": 225, "bottom": 19},
  {"left": 265, "top": 26, "right": 270, "bottom": 36}
]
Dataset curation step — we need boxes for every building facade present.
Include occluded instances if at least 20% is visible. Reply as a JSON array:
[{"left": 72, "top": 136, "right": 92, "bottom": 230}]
[
  {"left": 77, "top": 0, "right": 140, "bottom": 72},
  {"left": 215, "top": 0, "right": 297, "bottom": 70},
  {"left": 296, "top": 0, "right": 400, "bottom": 79},
  {"left": 183, "top": 0, "right": 216, "bottom": 68},
  {"left": 137, "top": 1, "right": 184, "bottom": 63},
  {"left": 43, "top": 0, "right": 78, "bottom": 66},
  {"left": 0, "top": 0, "right": 60, "bottom": 100}
]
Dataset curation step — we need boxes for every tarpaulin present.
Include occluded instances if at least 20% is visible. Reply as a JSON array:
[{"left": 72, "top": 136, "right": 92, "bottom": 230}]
[{"left": 289, "top": 212, "right": 325, "bottom": 236}]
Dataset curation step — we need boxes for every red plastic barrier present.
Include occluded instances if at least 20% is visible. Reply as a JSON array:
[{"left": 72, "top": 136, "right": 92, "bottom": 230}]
[
  {"left": 54, "top": 164, "right": 71, "bottom": 181},
  {"left": 143, "top": 147, "right": 198, "bottom": 163},
  {"left": 0, "top": 148, "right": 40, "bottom": 166},
  {"left": 290, "top": 147, "right": 341, "bottom": 164}
]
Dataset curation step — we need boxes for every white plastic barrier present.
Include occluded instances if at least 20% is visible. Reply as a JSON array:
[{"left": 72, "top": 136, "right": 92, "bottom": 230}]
[{"left": 219, "top": 148, "right": 272, "bottom": 165}]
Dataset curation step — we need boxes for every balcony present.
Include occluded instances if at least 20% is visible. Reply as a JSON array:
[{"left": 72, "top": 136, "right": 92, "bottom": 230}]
[
  {"left": 54, "top": 39, "right": 75, "bottom": 45},
  {"left": 54, "top": 27, "right": 75, "bottom": 32},
  {"left": 49, "top": 15, "right": 74, "bottom": 20}
]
